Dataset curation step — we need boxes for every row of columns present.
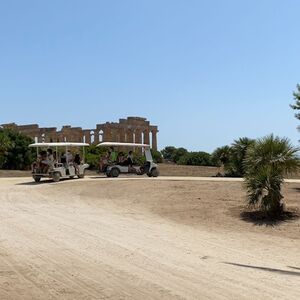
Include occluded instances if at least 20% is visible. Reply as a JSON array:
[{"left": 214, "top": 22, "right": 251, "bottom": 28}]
[
  {"left": 82, "top": 128, "right": 158, "bottom": 150},
  {"left": 34, "top": 129, "right": 158, "bottom": 150}
]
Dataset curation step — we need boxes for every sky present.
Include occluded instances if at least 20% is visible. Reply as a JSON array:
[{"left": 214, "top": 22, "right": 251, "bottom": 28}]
[{"left": 0, "top": 0, "right": 300, "bottom": 152}]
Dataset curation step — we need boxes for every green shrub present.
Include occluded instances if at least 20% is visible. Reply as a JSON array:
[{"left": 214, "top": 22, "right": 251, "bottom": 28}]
[
  {"left": 211, "top": 146, "right": 231, "bottom": 167},
  {"left": 0, "top": 130, "right": 11, "bottom": 168},
  {"left": 244, "top": 135, "right": 300, "bottom": 217},
  {"left": 161, "top": 146, "right": 177, "bottom": 161},
  {"left": 133, "top": 152, "right": 146, "bottom": 165},
  {"left": 161, "top": 146, "right": 187, "bottom": 163},
  {"left": 224, "top": 137, "right": 255, "bottom": 177},
  {"left": 0, "top": 129, "right": 35, "bottom": 170},
  {"left": 151, "top": 149, "right": 163, "bottom": 163},
  {"left": 177, "top": 151, "right": 213, "bottom": 166},
  {"left": 173, "top": 147, "right": 188, "bottom": 163},
  {"left": 84, "top": 145, "right": 108, "bottom": 169}
]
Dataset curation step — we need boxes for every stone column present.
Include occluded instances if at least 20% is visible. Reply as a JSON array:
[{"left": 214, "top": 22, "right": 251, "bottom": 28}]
[
  {"left": 135, "top": 129, "right": 142, "bottom": 144},
  {"left": 143, "top": 130, "right": 150, "bottom": 145},
  {"left": 151, "top": 130, "right": 158, "bottom": 151},
  {"left": 80, "top": 134, "right": 85, "bottom": 143},
  {"left": 103, "top": 128, "right": 110, "bottom": 142},
  {"left": 94, "top": 130, "right": 99, "bottom": 144},
  {"left": 83, "top": 130, "right": 91, "bottom": 144}
]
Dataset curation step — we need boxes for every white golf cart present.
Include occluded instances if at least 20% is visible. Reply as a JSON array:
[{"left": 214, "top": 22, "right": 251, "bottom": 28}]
[
  {"left": 97, "top": 142, "right": 159, "bottom": 178},
  {"left": 29, "top": 142, "right": 89, "bottom": 182}
]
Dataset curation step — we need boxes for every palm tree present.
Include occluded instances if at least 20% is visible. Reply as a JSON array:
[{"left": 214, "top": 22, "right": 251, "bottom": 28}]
[
  {"left": 224, "top": 137, "right": 255, "bottom": 177},
  {"left": 212, "top": 146, "right": 231, "bottom": 166},
  {"left": 244, "top": 135, "right": 300, "bottom": 217},
  {"left": 212, "top": 145, "right": 231, "bottom": 175}
]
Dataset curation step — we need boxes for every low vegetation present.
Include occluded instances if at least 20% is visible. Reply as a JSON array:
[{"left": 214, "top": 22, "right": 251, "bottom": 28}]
[
  {"left": 161, "top": 146, "right": 213, "bottom": 166},
  {"left": 161, "top": 138, "right": 254, "bottom": 171},
  {"left": 161, "top": 134, "right": 300, "bottom": 218},
  {"left": 0, "top": 128, "right": 35, "bottom": 170},
  {"left": 244, "top": 135, "right": 300, "bottom": 218}
]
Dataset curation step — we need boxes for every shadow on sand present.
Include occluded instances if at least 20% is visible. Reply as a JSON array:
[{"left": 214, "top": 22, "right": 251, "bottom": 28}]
[
  {"left": 288, "top": 266, "right": 300, "bottom": 271},
  {"left": 239, "top": 209, "right": 299, "bottom": 227},
  {"left": 16, "top": 178, "right": 76, "bottom": 186},
  {"left": 89, "top": 176, "right": 110, "bottom": 179},
  {"left": 223, "top": 262, "right": 300, "bottom": 277},
  {"left": 293, "top": 187, "right": 300, "bottom": 193}
]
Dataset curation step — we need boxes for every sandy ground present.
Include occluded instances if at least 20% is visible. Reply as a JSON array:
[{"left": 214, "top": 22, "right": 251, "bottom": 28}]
[{"left": 0, "top": 176, "right": 299, "bottom": 299}]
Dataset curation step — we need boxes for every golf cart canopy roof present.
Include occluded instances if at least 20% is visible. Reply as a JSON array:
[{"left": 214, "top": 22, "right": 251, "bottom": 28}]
[
  {"left": 97, "top": 142, "right": 151, "bottom": 148},
  {"left": 29, "top": 142, "right": 90, "bottom": 148}
]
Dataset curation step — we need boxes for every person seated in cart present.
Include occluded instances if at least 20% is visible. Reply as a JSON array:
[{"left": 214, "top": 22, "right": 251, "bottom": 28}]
[
  {"left": 126, "top": 151, "right": 134, "bottom": 167},
  {"left": 99, "top": 147, "right": 118, "bottom": 172},
  {"left": 74, "top": 153, "right": 81, "bottom": 174},
  {"left": 109, "top": 147, "right": 118, "bottom": 163},
  {"left": 66, "top": 150, "right": 73, "bottom": 163},
  {"left": 41, "top": 149, "right": 55, "bottom": 173},
  {"left": 117, "top": 152, "right": 126, "bottom": 165},
  {"left": 99, "top": 151, "right": 110, "bottom": 172},
  {"left": 120, "top": 151, "right": 135, "bottom": 172},
  {"left": 40, "top": 150, "right": 49, "bottom": 173}
]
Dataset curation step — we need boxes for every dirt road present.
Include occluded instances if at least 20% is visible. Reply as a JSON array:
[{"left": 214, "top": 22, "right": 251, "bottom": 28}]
[{"left": 0, "top": 177, "right": 299, "bottom": 299}]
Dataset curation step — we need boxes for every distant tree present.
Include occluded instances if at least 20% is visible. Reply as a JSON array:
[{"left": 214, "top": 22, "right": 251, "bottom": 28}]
[
  {"left": 151, "top": 149, "right": 163, "bottom": 163},
  {"left": 211, "top": 145, "right": 231, "bottom": 167},
  {"left": 173, "top": 147, "right": 188, "bottom": 163},
  {"left": 1, "top": 129, "right": 35, "bottom": 170},
  {"left": 244, "top": 135, "right": 300, "bottom": 217},
  {"left": 84, "top": 145, "right": 108, "bottom": 169},
  {"left": 225, "top": 137, "right": 255, "bottom": 177},
  {"left": 0, "top": 129, "right": 11, "bottom": 167},
  {"left": 177, "top": 151, "right": 213, "bottom": 166},
  {"left": 161, "top": 146, "right": 188, "bottom": 163},
  {"left": 161, "top": 146, "right": 177, "bottom": 161},
  {"left": 133, "top": 152, "right": 146, "bottom": 165},
  {"left": 291, "top": 84, "right": 300, "bottom": 123}
]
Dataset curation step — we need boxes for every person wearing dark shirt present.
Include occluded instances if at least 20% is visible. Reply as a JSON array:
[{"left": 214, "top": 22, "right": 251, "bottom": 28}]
[{"left": 74, "top": 154, "right": 81, "bottom": 174}]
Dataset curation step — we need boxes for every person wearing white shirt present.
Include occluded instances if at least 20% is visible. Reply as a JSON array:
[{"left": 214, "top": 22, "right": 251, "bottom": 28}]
[{"left": 66, "top": 150, "right": 73, "bottom": 163}]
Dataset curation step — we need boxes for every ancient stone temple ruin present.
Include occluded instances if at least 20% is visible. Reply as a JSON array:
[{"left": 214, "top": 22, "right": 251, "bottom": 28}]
[{"left": 1, "top": 117, "right": 159, "bottom": 150}]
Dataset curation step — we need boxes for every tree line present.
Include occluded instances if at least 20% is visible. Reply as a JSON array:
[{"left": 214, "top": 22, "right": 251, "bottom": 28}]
[{"left": 0, "top": 128, "right": 35, "bottom": 170}]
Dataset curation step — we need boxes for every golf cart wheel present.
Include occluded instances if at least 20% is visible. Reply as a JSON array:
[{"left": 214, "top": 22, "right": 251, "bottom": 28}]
[
  {"left": 111, "top": 168, "right": 120, "bottom": 178},
  {"left": 138, "top": 167, "right": 145, "bottom": 175},
  {"left": 150, "top": 168, "right": 159, "bottom": 177},
  {"left": 33, "top": 176, "right": 41, "bottom": 182},
  {"left": 52, "top": 172, "right": 61, "bottom": 182},
  {"left": 78, "top": 171, "right": 85, "bottom": 179}
]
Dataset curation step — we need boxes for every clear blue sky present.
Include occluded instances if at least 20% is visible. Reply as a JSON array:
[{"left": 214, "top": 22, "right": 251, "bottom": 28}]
[{"left": 0, "top": 0, "right": 299, "bottom": 152}]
